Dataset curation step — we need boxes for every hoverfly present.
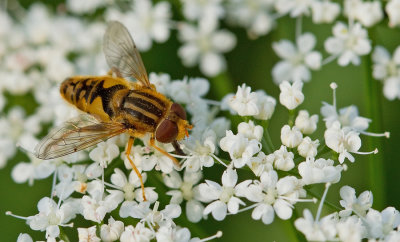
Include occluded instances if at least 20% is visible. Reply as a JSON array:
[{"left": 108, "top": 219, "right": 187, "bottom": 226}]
[{"left": 34, "top": 21, "right": 193, "bottom": 201}]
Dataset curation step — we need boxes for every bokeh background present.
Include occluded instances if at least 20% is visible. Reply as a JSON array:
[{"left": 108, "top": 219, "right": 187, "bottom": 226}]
[{"left": 1, "top": 0, "right": 399, "bottom": 241}]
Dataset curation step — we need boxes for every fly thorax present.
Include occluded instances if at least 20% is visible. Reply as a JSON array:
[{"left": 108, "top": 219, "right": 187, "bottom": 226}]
[
  {"left": 123, "top": 183, "right": 136, "bottom": 201},
  {"left": 219, "top": 187, "right": 234, "bottom": 203},
  {"left": 181, "top": 182, "right": 194, "bottom": 200},
  {"left": 263, "top": 188, "right": 277, "bottom": 205}
]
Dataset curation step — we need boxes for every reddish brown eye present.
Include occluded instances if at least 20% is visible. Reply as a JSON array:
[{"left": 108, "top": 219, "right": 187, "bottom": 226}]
[
  {"left": 155, "top": 120, "right": 178, "bottom": 143},
  {"left": 171, "top": 103, "right": 186, "bottom": 120}
]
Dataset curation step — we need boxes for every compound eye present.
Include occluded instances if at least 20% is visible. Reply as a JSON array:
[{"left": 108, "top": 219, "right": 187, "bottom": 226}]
[
  {"left": 155, "top": 119, "right": 178, "bottom": 143},
  {"left": 171, "top": 103, "right": 186, "bottom": 120}
]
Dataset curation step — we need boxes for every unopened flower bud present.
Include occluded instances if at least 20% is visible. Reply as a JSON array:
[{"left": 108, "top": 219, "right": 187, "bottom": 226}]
[{"left": 281, "top": 125, "right": 303, "bottom": 148}]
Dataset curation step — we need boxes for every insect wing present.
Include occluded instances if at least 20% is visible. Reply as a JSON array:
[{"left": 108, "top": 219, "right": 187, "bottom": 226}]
[
  {"left": 34, "top": 115, "right": 126, "bottom": 160},
  {"left": 103, "top": 21, "right": 151, "bottom": 87}
]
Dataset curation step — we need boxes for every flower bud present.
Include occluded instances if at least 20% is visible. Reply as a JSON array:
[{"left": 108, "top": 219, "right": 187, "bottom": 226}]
[
  {"left": 254, "top": 91, "right": 276, "bottom": 120},
  {"left": 295, "top": 110, "right": 318, "bottom": 134},
  {"left": 100, "top": 217, "right": 124, "bottom": 242},
  {"left": 238, "top": 120, "right": 263, "bottom": 141},
  {"left": 279, "top": 80, "right": 304, "bottom": 110},
  {"left": 274, "top": 145, "right": 295, "bottom": 171},
  {"left": 281, "top": 125, "right": 303, "bottom": 148},
  {"left": 297, "top": 137, "right": 319, "bottom": 158}
]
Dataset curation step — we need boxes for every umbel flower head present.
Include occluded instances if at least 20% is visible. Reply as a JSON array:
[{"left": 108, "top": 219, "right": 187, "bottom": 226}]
[{"left": 3, "top": 1, "right": 399, "bottom": 241}]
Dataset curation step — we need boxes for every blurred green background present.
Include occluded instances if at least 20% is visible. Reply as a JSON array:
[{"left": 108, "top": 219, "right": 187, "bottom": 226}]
[{"left": 1, "top": 1, "right": 400, "bottom": 241}]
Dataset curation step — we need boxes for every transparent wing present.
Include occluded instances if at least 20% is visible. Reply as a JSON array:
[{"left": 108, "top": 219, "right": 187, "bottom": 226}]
[
  {"left": 34, "top": 115, "right": 126, "bottom": 160},
  {"left": 103, "top": 21, "right": 151, "bottom": 87}
]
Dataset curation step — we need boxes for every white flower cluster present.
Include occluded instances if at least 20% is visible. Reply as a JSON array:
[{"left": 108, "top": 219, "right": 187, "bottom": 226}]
[
  {"left": 2, "top": 0, "right": 398, "bottom": 241},
  {"left": 295, "top": 185, "right": 400, "bottom": 241}
]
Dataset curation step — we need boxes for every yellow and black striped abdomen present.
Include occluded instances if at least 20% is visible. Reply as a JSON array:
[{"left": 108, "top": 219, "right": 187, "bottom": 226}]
[
  {"left": 60, "top": 76, "right": 130, "bottom": 122},
  {"left": 121, "top": 89, "right": 170, "bottom": 131}
]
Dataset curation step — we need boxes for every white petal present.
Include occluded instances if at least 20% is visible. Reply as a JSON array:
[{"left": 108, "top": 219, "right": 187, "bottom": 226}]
[
  {"left": 222, "top": 168, "right": 238, "bottom": 187},
  {"left": 186, "top": 200, "right": 204, "bottom": 223},
  {"left": 273, "top": 199, "right": 293, "bottom": 220},
  {"left": 110, "top": 168, "right": 127, "bottom": 188}
]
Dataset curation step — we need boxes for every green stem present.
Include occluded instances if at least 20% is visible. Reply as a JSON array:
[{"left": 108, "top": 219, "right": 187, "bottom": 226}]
[
  {"left": 288, "top": 109, "right": 296, "bottom": 127},
  {"left": 259, "top": 120, "right": 274, "bottom": 153},
  {"left": 211, "top": 71, "right": 235, "bottom": 99},
  {"left": 364, "top": 29, "right": 386, "bottom": 209},
  {"left": 59, "top": 227, "right": 71, "bottom": 242},
  {"left": 306, "top": 188, "right": 342, "bottom": 212}
]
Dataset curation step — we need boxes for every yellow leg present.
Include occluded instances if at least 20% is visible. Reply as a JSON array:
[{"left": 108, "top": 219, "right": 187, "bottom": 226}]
[
  {"left": 126, "top": 137, "right": 147, "bottom": 201},
  {"left": 149, "top": 135, "right": 181, "bottom": 168}
]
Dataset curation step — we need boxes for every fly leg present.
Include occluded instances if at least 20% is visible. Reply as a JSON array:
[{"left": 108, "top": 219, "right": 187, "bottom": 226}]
[
  {"left": 149, "top": 135, "right": 181, "bottom": 168},
  {"left": 126, "top": 136, "right": 147, "bottom": 201}
]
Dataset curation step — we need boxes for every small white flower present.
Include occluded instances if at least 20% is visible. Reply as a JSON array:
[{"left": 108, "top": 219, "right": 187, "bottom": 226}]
[
  {"left": 383, "top": 76, "right": 400, "bottom": 100},
  {"left": 182, "top": 129, "right": 216, "bottom": 172},
  {"left": 372, "top": 46, "right": 400, "bottom": 81},
  {"left": 120, "top": 201, "right": 181, "bottom": 228},
  {"left": 344, "top": 0, "right": 383, "bottom": 27},
  {"left": 181, "top": 0, "right": 224, "bottom": 22},
  {"left": 275, "top": 0, "right": 313, "bottom": 17},
  {"left": 294, "top": 209, "right": 338, "bottom": 241},
  {"left": 141, "top": 142, "right": 176, "bottom": 174},
  {"left": 16, "top": 233, "right": 33, "bottom": 242},
  {"left": 78, "top": 226, "right": 101, "bottom": 242},
  {"left": 120, "top": 223, "right": 154, "bottom": 242},
  {"left": 324, "top": 22, "right": 371, "bottom": 66},
  {"left": 67, "top": 0, "right": 105, "bottom": 14},
  {"left": 247, "top": 170, "right": 305, "bottom": 224},
  {"left": 336, "top": 216, "right": 363, "bottom": 242},
  {"left": 281, "top": 125, "right": 303, "bottom": 148},
  {"left": 321, "top": 102, "right": 371, "bottom": 133},
  {"left": 386, "top": 0, "right": 400, "bottom": 27},
  {"left": 273, "top": 145, "right": 295, "bottom": 171},
  {"left": 253, "top": 90, "right": 276, "bottom": 120},
  {"left": 272, "top": 33, "right": 322, "bottom": 83},
  {"left": 89, "top": 138, "right": 120, "bottom": 168},
  {"left": 229, "top": 84, "right": 259, "bottom": 116},
  {"left": 168, "top": 77, "right": 210, "bottom": 105},
  {"left": 238, "top": 120, "right": 263, "bottom": 141},
  {"left": 298, "top": 157, "right": 342, "bottom": 185},
  {"left": 279, "top": 80, "right": 304, "bottom": 110},
  {"left": 324, "top": 121, "right": 361, "bottom": 163},
  {"left": 226, "top": 0, "right": 275, "bottom": 38},
  {"left": 27, "top": 197, "right": 75, "bottom": 239},
  {"left": 311, "top": 0, "right": 340, "bottom": 24},
  {"left": 297, "top": 137, "right": 319, "bottom": 158},
  {"left": 106, "top": 0, "right": 171, "bottom": 51},
  {"left": 248, "top": 151, "right": 275, "bottom": 177},
  {"left": 109, "top": 168, "right": 158, "bottom": 203},
  {"left": 198, "top": 168, "right": 246, "bottom": 220},
  {"left": 149, "top": 72, "right": 171, "bottom": 95},
  {"left": 178, "top": 21, "right": 236, "bottom": 76},
  {"left": 163, "top": 171, "right": 204, "bottom": 223},
  {"left": 295, "top": 110, "right": 318, "bottom": 134},
  {"left": 81, "top": 190, "right": 123, "bottom": 223},
  {"left": 100, "top": 217, "right": 124, "bottom": 242},
  {"left": 11, "top": 156, "right": 56, "bottom": 186},
  {"left": 220, "top": 130, "right": 261, "bottom": 168},
  {"left": 156, "top": 225, "right": 192, "bottom": 242},
  {"left": 364, "top": 207, "right": 400, "bottom": 239},
  {"left": 339, "top": 185, "right": 373, "bottom": 217}
]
